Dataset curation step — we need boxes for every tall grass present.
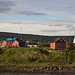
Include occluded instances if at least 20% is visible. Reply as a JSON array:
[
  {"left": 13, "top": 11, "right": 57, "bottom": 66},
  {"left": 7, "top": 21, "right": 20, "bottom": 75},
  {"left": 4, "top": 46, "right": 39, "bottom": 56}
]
[{"left": 0, "top": 48, "right": 74, "bottom": 67}]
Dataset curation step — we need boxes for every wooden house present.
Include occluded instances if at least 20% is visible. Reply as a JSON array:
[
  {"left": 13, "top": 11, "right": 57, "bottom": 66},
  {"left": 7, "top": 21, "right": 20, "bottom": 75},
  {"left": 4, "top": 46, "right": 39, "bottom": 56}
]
[
  {"left": 50, "top": 38, "right": 67, "bottom": 50},
  {"left": 5, "top": 37, "right": 25, "bottom": 48},
  {"left": 0, "top": 41, "right": 7, "bottom": 48}
]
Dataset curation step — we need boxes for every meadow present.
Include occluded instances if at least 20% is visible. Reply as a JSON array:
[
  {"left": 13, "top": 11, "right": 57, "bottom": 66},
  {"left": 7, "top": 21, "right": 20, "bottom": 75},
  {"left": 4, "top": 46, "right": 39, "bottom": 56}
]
[{"left": 0, "top": 47, "right": 74, "bottom": 67}]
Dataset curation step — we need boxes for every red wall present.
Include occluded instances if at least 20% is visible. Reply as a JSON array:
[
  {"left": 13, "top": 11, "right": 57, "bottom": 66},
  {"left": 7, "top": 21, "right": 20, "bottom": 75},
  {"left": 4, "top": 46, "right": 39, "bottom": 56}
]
[
  {"left": 50, "top": 42, "right": 55, "bottom": 49},
  {"left": 73, "top": 43, "right": 75, "bottom": 46},
  {"left": 55, "top": 40, "right": 66, "bottom": 50},
  {"left": 6, "top": 41, "right": 13, "bottom": 48}
]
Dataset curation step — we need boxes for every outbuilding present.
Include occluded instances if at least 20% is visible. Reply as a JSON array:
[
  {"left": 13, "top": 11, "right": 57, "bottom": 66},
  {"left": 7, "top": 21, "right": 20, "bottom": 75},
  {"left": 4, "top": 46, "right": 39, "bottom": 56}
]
[{"left": 50, "top": 38, "right": 67, "bottom": 50}]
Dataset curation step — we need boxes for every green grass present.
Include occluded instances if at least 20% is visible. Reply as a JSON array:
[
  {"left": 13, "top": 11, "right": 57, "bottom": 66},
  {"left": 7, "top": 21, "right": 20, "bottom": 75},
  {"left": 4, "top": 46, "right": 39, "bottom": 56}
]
[{"left": 0, "top": 47, "right": 75, "bottom": 67}]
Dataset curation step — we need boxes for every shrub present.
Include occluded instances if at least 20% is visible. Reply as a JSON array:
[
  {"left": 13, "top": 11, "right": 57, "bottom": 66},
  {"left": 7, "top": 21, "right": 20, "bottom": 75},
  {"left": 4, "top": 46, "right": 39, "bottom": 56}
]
[
  {"left": 40, "top": 49, "right": 49, "bottom": 56},
  {"left": 38, "top": 43, "right": 44, "bottom": 49},
  {"left": 0, "top": 48, "right": 3, "bottom": 54},
  {"left": 52, "top": 55, "right": 66, "bottom": 65},
  {"left": 67, "top": 42, "right": 75, "bottom": 50}
]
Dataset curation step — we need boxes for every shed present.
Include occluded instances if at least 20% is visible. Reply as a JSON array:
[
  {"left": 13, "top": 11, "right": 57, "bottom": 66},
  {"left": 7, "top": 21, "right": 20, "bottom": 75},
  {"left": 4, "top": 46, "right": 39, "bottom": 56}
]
[{"left": 50, "top": 38, "right": 67, "bottom": 50}]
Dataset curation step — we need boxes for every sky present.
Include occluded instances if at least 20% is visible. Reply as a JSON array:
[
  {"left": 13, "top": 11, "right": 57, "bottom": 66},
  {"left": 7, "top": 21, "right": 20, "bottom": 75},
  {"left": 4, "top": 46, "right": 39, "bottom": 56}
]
[{"left": 0, "top": 0, "right": 75, "bottom": 36}]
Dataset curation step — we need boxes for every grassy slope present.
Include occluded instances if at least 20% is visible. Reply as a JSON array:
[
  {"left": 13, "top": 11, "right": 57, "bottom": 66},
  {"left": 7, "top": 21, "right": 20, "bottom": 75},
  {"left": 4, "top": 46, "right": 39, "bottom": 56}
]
[{"left": 0, "top": 48, "right": 75, "bottom": 67}]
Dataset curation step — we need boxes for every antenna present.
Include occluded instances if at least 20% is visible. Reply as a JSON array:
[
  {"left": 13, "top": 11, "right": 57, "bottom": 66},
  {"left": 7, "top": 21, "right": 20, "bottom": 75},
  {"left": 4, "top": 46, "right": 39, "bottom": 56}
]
[
  {"left": 21, "top": 25, "right": 22, "bottom": 40},
  {"left": 70, "top": 29, "right": 71, "bottom": 42}
]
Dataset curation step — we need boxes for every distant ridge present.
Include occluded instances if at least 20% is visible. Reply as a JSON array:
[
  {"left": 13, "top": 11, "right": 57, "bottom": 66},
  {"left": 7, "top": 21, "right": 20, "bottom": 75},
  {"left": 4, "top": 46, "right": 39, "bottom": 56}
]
[{"left": 0, "top": 32, "right": 74, "bottom": 43}]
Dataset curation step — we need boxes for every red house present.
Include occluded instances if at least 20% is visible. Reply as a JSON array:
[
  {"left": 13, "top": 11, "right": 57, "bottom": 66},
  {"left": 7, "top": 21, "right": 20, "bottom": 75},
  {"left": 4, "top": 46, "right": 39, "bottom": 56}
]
[
  {"left": 50, "top": 38, "right": 67, "bottom": 50},
  {"left": 5, "top": 38, "right": 25, "bottom": 48}
]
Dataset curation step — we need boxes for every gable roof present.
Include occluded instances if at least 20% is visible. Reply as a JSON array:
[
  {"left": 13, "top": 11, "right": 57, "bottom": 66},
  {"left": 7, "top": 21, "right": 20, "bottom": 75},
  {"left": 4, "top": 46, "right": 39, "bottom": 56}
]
[
  {"left": 6, "top": 37, "right": 18, "bottom": 42},
  {"left": 53, "top": 38, "right": 67, "bottom": 42}
]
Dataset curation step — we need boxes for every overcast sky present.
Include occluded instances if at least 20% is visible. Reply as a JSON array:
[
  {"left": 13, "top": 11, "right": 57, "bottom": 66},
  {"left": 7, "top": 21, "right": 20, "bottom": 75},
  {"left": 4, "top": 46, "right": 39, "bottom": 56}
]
[{"left": 0, "top": 0, "right": 75, "bottom": 36}]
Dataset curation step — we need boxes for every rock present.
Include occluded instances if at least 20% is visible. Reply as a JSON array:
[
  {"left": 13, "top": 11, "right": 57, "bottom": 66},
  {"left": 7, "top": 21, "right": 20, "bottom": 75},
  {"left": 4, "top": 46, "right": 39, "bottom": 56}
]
[{"left": 59, "top": 66, "right": 61, "bottom": 70}]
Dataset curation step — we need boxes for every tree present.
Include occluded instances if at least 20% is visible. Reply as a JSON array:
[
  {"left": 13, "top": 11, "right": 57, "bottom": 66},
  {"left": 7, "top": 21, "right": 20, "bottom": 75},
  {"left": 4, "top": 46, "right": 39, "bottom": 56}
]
[
  {"left": 67, "top": 42, "right": 75, "bottom": 50},
  {"left": 38, "top": 43, "right": 44, "bottom": 49}
]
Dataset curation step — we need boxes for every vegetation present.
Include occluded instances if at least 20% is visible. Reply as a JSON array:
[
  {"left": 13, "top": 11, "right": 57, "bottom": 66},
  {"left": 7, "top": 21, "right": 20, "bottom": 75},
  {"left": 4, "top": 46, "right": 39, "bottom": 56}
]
[
  {"left": 67, "top": 42, "right": 75, "bottom": 50},
  {"left": 0, "top": 32, "right": 74, "bottom": 43},
  {"left": 0, "top": 47, "right": 74, "bottom": 67}
]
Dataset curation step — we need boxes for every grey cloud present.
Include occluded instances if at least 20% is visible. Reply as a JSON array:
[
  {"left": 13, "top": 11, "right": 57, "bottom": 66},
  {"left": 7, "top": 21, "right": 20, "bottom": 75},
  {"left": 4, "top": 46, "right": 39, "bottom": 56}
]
[
  {"left": 66, "top": 7, "right": 72, "bottom": 9},
  {"left": 18, "top": 11, "right": 47, "bottom": 15},
  {"left": 50, "top": 23, "right": 62, "bottom": 27},
  {"left": 41, "top": 30, "right": 58, "bottom": 32},
  {"left": 66, "top": 25, "right": 75, "bottom": 31},
  {"left": 0, "top": 7, "right": 11, "bottom": 13},
  {"left": 0, "top": 1, "right": 15, "bottom": 13},
  {"left": 0, "top": 1, "right": 15, "bottom": 7},
  {"left": 66, "top": 24, "right": 73, "bottom": 28},
  {"left": 41, "top": 30, "right": 68, "bottom": 33},
  {"left": 46, "top": 6, "right": 51, "bottom": 9}
]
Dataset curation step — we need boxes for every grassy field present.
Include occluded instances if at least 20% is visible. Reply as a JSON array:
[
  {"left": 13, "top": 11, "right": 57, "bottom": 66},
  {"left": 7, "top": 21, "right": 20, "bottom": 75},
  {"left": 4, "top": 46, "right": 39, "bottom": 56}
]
[{"left": 0, "top": 47, "right": 75, "bottom": 67}]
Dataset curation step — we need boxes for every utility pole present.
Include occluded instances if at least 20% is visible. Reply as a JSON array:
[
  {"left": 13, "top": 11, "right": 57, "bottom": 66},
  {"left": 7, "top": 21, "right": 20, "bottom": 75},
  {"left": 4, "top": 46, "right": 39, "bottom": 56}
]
[
  {"left": 40, "top": 36, "right": 41, "bottom": 43},
  {"left": 70, "top": 29, "right": 71, "bottom": 42},
  {"left": 21, "top": 26, "right": 22, "bottom": 40}
]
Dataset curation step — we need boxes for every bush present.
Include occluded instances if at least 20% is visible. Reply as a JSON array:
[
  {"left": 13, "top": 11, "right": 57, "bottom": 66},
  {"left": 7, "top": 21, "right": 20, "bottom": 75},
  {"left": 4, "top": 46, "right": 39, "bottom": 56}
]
[
  {"left": 27, "top": 56, "right": 38, "bottom": 62},
  {"left": 38, "top": 43, "right": 44, "bottom": 49},
  {"left": 0, "top": 48, "right": 3, "bottom": 54},
  {"left": 40, "top": 49, "right": 49, "bottom": 56},
  {"left": 67, "top": 42, "right": 75, "bottom": 50},
  {"left": 52, "top": 55, "right": 66, "bottom": 65}
]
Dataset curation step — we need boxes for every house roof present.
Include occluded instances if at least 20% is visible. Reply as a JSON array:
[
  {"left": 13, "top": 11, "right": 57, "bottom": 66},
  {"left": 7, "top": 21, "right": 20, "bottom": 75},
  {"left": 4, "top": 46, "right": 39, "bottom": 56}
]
[
  {"left": 52, "top": 38, "right": 67, "bottom": 42},
  {"left": 5, "top": 37, "right": 25, "bottom": 43},
  {"left": 6, "top": 37, "right": 18, "bottom": 42}
]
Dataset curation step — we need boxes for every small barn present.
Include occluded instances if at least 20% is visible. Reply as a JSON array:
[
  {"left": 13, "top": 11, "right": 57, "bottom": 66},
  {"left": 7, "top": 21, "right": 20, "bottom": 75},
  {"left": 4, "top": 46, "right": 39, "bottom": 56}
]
[
  {"left": 50, "top": 38, "right": 67, "bottom": 50},
  {"left": 5, "top": 37, "right": 25, "bottom": 48}
]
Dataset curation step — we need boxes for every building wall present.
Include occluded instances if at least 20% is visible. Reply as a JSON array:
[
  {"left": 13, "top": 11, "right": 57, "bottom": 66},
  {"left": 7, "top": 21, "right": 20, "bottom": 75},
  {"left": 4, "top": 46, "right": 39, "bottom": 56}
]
[
  {"left": 0, "top": 43, "right": 3, "bottom": 48},
  {"left": 50, "top": 42, "right": 55, "bottom": 49},
  {"left": 12, "top": 40, "right": 19, "bottom": 48},
  {"left": 27, "top": 45, "right": 38, "bottom": 48},
  {"left": 73, "top": 43, "right": 75, "bottom": 46},
  {"left": 6, "top": 41, "right": 13, "bottom": 48},
  {"left": 55, "top": 40, "right": 66, "bottom": 50},
  {"left": 2, "top": 41, "right": 7, "bottom": 48}
]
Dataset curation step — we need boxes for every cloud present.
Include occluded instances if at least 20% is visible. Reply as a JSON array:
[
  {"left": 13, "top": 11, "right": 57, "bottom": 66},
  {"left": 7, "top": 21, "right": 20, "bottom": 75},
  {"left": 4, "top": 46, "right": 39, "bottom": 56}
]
[
  {"left": 50, "top": 23, "right": 62, "bottom": 27},
  {"left": 0, "top": 7, "right": 11, "bottom": 13},
  {"left": 18, "top": 11, "right": 47, "bottom": 15},
  {"left": 41, "top": 30, "right": 68, "bottom": 33},
  {"left": 0, "top": 23, "right": 75, "bottom": 36},
  {"left": 0, "top": 1, "right": 15, "bottom": 13},
  {"left": 46, "top": 6, "right": 51, "bottom": 9},
  {"left": 66, "top": 24, "right": 74, "bottom": 28},
  {"left": 0, "top": 1, "right": 15, "bottom": 7},
  {"left": 41, "top": 30, "right": 58, "bottom": 33}
]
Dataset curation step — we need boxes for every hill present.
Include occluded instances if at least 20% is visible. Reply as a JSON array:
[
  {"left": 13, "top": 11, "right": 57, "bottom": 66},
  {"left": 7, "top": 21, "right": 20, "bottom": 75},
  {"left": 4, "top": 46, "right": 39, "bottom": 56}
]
[
  {"left": 0, "top": 48, "right": 75, "bottom": 67},
  {"left": 0, "top": 32, "right": 74, "bottom": 43}
]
